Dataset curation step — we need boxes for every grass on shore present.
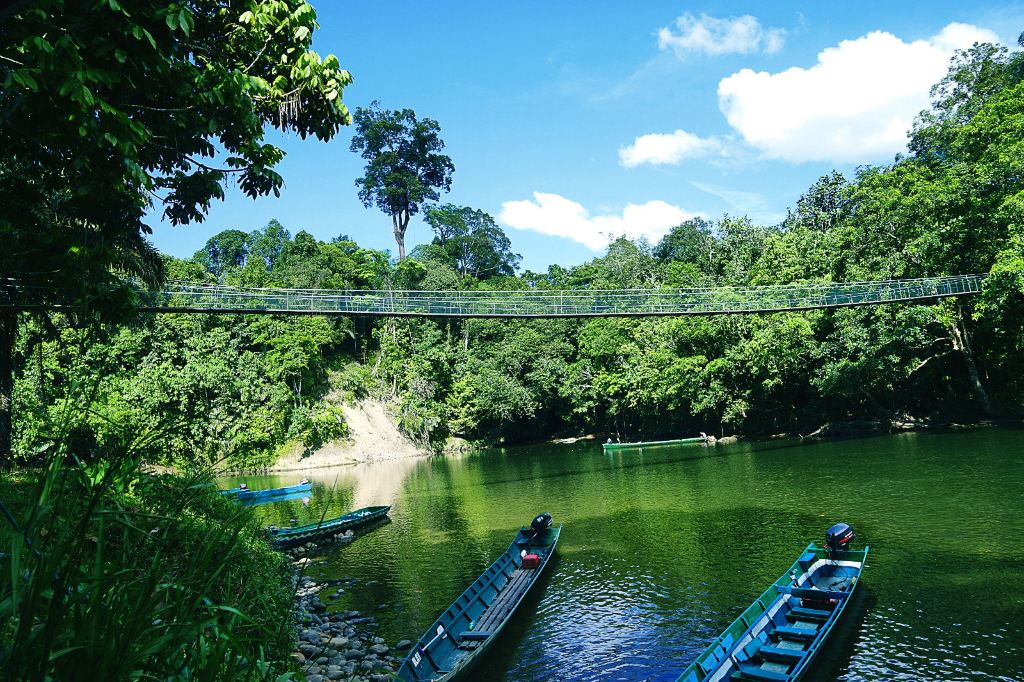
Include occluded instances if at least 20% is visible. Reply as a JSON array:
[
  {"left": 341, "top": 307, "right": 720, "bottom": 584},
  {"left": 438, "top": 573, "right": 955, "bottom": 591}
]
[{"left": 0, "top": 425, "right": 299, "bottom": 680}]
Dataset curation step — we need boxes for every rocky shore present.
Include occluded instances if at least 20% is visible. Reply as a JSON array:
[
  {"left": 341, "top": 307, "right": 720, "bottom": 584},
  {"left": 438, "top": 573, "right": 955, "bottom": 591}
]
[{"left": 292, "top": 570, "right": 412, "bottom": 681}]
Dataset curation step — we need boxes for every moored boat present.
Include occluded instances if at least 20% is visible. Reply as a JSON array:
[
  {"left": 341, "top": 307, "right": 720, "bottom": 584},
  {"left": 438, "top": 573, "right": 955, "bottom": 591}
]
[
  {"left": 603, "top": 435, "right": 708, "bottom": 451},
  {"left": 267, "top": 505, "right": 391, "bottom": 549},
  {"left": 221, "top": 481, "right": 313, "bottom": 501},
  {"left": 396, "top": 513, "right": 561, "bottom": 681},
  {"left": 675, "top": 523, "right": 868, "bottom": 682}
]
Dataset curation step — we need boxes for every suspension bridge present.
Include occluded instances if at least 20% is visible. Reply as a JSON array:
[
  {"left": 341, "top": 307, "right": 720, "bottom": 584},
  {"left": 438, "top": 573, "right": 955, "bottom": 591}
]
[{"left": 75, "top": 274, "right": 987, "bottom": 318}]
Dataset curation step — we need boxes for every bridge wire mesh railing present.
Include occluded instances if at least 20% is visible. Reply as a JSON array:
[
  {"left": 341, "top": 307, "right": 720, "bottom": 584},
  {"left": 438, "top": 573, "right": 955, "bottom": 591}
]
[{"left": 109, "top": 274, "right": 991, "bottom": 317}]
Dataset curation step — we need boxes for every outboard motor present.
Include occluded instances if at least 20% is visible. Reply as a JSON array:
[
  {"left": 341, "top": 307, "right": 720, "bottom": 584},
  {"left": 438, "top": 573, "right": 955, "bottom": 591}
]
[
  {"left": 825, "top": 522, "right": 855, "bottom": 556},
  {"left": 531, "top": 512, "right": 553, "bottom": 533}
]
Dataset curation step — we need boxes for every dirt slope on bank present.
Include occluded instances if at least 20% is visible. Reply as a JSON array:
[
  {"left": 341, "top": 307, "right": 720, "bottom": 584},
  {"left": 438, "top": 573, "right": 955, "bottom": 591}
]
[{"left": 270, "top": 399, "right": 427, "bottom": 472}]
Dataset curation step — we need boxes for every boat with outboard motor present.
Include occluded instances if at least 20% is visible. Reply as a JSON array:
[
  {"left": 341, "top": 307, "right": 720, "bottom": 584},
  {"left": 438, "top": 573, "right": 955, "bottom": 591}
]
[
  {"left": 220, "top": 481, "right": 312, "bottom": 501},
  {"left": 396, "top": 512, "right": 560, "bottom": 681},
  {"left": 267, "top": 505, "right": 391, "bottom": 549},
  {"left": 675, "top": 523, "right": 868, "bottom": 682},
  {"left": 603, "top": 436, "right": 708, "bottom": 452}
]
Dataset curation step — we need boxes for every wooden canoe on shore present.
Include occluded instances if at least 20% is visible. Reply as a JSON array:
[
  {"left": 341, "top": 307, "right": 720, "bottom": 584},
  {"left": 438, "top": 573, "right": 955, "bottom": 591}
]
[
  {"left": 267, "top": 505, "right": 391, "bottom": 549},
  {"left": 221, "top": 482, "right": 313, "bottom": 501},
  {"left": 396, "top": 514, "right": 560, "bottom": 682},
  {"left": 675, "top": 523, "right": 868, "bottom": 682},
  {"left": 603, "top": 436, "right": 708, "bottom": 452}
]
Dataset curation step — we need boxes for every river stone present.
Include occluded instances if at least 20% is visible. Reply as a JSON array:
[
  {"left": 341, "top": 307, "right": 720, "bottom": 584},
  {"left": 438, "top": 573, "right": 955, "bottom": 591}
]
[
  {"left": 325, "top": 666, "right": 345, "bottom": 681},
  {"left": 290, "top": 651, "right": 305, "bottom": 665},
  {"left": 298, "top": 643, "right": 319, "bottom": 657},
  {"left": 395, "top": 639, "right": 412, "bottom": 650},
  {"left": 329, "top": 636, "right": 348, "bottom": 648},
  {"left": 305, "top": 676, "right": 323, "bottom": 682},
  {"left": 369, "top": 643, "right": 389, "bottom": 655},
  {"left": 345, "top": 648, "right": 365, "bottom": 660},
  {"left": 360, "top": 659, "right": 375, "bottom": 671}
]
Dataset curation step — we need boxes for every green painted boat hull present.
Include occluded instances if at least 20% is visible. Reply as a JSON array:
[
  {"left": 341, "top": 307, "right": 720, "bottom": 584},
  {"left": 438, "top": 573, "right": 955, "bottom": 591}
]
[
  {"left": 603, "top": 436, "right": 707, "bottom": 451},
  {"left": 675, "top": 542, "right": 868, "bottom": 682},
  {"left": 268, "top": 505, "right": 391, "bottom": 549}
]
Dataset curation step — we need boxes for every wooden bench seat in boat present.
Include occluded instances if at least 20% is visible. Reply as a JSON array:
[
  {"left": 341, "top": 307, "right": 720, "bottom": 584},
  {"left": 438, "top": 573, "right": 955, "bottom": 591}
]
[
  {"left": 758, "top": 645, "right": 806, "bottom": 663},
  {"left": 457, "top": 631, "right": 493, "bottom": 641},
  {"left": 731, "top": 664, "right": 790, "bottom": 682},
  {"left": 786, "top": 606, "right": 832, "bottom": 623},
  {"left": 773, "top": 625, "right": 818, "bottom": 641}
]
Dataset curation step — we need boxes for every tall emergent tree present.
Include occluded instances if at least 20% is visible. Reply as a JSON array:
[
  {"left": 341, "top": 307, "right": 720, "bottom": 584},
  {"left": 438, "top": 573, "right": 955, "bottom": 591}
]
[
  {"left": 0, "top": 0, "right": 353, "bottom": 462},
  {"left": 349, "top": 103, "right": 455, "bottom": 260}
]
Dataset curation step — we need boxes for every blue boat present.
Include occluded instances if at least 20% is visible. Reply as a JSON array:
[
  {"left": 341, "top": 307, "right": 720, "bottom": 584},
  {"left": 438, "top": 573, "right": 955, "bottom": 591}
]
[
  {"left": 676, "top": 523, "right": 868, "bottom": 682},
  {"left": 220, "top": 482, "right": 312, "bottom": 501},
  {"left": 396, "top": 513, "right": 561, "bottom": 681}
]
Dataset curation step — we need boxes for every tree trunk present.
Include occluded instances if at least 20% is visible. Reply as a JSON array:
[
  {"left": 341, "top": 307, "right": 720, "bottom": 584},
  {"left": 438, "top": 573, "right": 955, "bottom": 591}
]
[
  {"left": 0, "top": 310, "right": 16, "bottom": 468},
  {"left": 392, "top": 211, "right": 409, "bottom": 260},
  {"left": 949, "top": 303, "right": 993, "bottom": 417}
]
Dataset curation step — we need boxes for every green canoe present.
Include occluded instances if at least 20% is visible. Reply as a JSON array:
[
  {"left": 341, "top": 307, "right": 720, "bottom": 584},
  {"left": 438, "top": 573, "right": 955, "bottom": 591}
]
[
  {"left": 267, "top": 505, "right": 391, "bottom": 549},
  {"left": 602, "top": 436, "right": 707, "bottom": 451}
]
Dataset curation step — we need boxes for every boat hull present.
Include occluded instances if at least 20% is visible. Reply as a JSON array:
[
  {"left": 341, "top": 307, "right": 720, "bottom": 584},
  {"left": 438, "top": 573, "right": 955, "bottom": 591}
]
[
  {"left": 675, "top": 543, "right": 869, "bottom": 682},
  {"left": 222, "top": 482, "right": 313, "bottom": 501},
  {"left": 603, "top": 436, "right": 707, "bottom": 451},
  {"left": 268, "top": 505, "right": 391, "bottom": 549},
  {"left": 396, "top": 524, "right": 560, "bottom": 681}
]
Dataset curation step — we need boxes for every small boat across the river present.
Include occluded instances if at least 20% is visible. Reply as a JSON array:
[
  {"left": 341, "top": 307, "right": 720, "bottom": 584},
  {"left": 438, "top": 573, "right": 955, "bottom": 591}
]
[
  {"left": 221, "top": 481, "right": 312, "bottom": 501},
  {"left": 396, "top": 512, "right": 561, "bottom": 681},
  {"left": 267, "top": 505, "right": 391, "bottom": 549},
  {"left": 603, "top": 435, "right": 708, "bottom": 452},
  {"left": 675, "top": 523, "right": 868, "bottom": 682}
]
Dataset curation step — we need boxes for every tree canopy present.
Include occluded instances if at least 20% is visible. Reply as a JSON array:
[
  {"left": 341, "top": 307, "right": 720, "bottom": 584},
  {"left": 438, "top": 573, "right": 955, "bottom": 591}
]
[
  {"left": 349, "top": 103, "right": 455, "bottom": 260},
  {"left": 0, "top": 0, "right": 354, "bottom": 460}
]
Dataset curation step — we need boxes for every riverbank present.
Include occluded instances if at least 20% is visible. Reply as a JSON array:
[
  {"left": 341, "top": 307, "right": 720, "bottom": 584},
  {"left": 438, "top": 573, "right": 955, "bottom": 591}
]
[
  {"left": 269, "top": 400, "right": 429, "bottom": 472},
  {"left": 291, "top": 571, "right": 409, "bottom": 681}
]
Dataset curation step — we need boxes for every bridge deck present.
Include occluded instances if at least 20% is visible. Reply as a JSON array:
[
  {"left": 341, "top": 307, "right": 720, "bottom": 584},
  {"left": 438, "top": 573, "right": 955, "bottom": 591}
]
[{"left": 2, "top": 275, "right": 984, "bottom": 318}]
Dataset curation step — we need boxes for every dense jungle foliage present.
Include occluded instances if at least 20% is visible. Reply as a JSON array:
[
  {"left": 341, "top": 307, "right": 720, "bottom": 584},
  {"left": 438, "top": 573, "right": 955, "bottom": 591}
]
[{"left": 8, "top": 42, "right": 1024, "bottom": 469}]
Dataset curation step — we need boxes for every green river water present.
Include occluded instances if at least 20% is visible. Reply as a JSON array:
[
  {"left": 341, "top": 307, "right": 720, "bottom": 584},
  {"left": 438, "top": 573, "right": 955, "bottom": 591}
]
[{"left": 224, "top": 428, "right": 1024, "bottom": 681}]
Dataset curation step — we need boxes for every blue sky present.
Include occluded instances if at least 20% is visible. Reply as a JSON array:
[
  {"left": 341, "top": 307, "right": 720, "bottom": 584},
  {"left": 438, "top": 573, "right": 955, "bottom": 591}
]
[{"left": 148, "top": 1, "right": 1024, "bottom": 272}]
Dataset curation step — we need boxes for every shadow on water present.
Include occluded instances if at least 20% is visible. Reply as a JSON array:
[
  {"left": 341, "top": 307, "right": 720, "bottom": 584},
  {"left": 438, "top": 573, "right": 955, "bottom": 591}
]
[
  {"left": 802, "top": 586, "right": 874, "bottom": 682},
  {"left": 302, "top": 516, "right": 393, "bottom": 555}
]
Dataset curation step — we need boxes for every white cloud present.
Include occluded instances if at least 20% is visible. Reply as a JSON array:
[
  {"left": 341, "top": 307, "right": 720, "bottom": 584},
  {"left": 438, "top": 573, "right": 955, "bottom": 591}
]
[
  {"left": 717, "top": 22, "right": 1000, "bottom": 163},
  {"left": 499, "top": 192, "right": 697, "bottom": 250},
  {"left": 619, "top": 129, "right": 731, "bottom": 167},
  {"left": 658, "top": 13, "right": 786, "bottom": 57}
]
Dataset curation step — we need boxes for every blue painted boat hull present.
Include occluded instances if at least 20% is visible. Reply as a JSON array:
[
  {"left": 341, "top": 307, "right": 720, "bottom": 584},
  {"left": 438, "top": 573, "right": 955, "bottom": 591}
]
[
  {"left": 220, "top": 482, "right": 313, "bottom": 501},
  {"left": 675, "top": 542, "right": 869, "bottom": 682}
]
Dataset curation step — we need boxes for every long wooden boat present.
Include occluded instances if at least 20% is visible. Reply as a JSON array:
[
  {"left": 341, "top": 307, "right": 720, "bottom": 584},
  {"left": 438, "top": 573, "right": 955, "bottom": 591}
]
[
  {"left": 220, "top": 482, "right": 313, "bottom": 501},
  {"left": 396, "top": 513, "right": 561, "bottom": 681},
  {"left": 675, "top": 523, "right": 868, "bottom": 682},
  {"left": 267, "top": 505, "right": 391, "bottom": 549},
  {"left": 603, "top": 436, "right": 707, "bottom": 452}
]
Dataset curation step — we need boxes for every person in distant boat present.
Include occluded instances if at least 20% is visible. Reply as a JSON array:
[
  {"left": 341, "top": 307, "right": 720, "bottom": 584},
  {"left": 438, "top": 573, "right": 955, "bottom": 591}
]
[
  {"left": 238, "top": 483, "right": 248, "bottom": 490},
  {"left": 700, "top": 432, "right": 707, "bottom": 439},
  {"left": 299, "top": 478, "right": 309, "bottom": 485},
  {"left": 606, "top": 438, "right": 612, "bottom": 444}
]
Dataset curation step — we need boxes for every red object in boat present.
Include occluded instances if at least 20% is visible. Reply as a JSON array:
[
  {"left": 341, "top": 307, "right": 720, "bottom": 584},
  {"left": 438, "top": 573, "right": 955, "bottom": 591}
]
[{"left": 522, "top": 553, "right": 541, "bottom": 569}]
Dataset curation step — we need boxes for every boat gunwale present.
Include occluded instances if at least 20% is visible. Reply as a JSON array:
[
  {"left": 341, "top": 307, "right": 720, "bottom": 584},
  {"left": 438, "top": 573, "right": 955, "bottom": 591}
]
[
  {"left": 676, "top": 542, "right": 869, "bottom": 682},
  {"left": 397, "top": 525, "right": 561, "bottom": 682}
]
